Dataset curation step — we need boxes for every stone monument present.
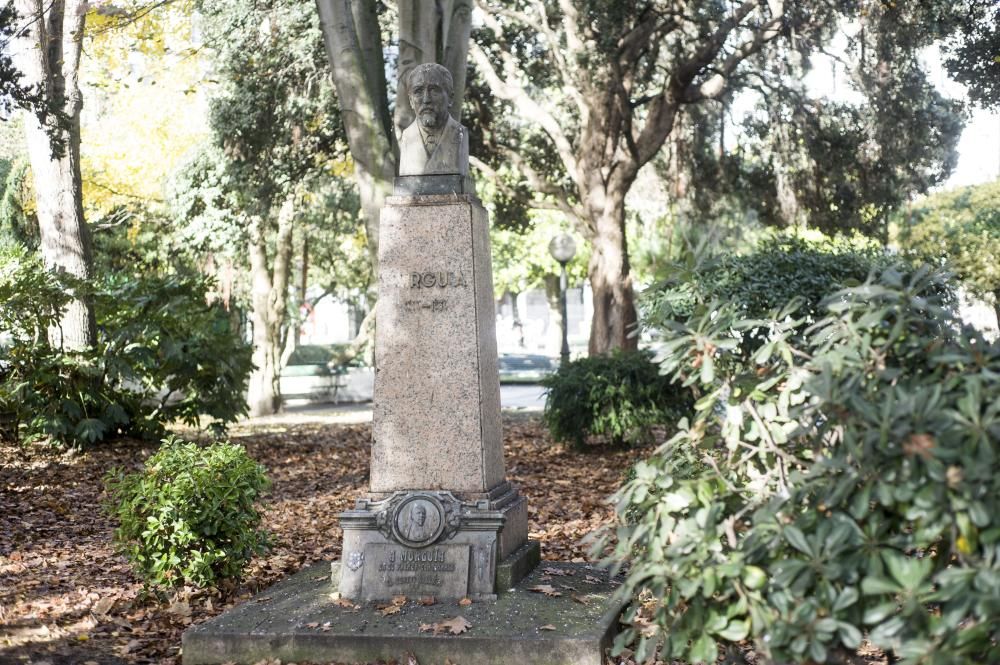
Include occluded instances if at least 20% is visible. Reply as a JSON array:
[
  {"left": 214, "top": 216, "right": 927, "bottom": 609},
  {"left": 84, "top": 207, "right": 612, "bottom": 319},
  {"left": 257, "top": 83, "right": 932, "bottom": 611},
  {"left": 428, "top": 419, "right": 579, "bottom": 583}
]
[
  {"left": 336, "top": 63, "right": 537, "bottom": 602},
  {"left": 182, "top": 63, "right": 625, "bottom": 665}
]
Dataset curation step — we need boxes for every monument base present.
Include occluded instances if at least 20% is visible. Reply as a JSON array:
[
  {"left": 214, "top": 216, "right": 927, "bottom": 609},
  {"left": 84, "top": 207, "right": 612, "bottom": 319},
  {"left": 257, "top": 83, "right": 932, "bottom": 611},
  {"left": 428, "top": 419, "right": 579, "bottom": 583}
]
[
  {"left": 182, "top": 559, "right": 625, "bottom": 665},
  {"left": 338, "top": 483, "right": 530, "bottom": 601}
]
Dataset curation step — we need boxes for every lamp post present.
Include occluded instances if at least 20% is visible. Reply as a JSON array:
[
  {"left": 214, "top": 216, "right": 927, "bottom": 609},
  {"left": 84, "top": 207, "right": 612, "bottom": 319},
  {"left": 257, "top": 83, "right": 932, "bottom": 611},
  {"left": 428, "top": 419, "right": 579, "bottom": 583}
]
[{"left": 548, "top": 233, "right": 577, "bottom": 365}]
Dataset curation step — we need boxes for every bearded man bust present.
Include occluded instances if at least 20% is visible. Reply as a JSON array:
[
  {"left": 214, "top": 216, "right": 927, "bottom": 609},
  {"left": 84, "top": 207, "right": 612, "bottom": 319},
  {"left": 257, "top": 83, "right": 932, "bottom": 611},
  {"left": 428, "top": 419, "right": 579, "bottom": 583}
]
[{"left": 397, "top": 63, "right": 470, "bottom": 178}]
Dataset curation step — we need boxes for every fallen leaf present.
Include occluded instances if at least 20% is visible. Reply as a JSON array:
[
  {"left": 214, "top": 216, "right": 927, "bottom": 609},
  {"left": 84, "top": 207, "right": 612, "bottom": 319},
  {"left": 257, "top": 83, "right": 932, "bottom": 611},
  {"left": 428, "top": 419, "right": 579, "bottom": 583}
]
[
  {"left": 528, "top": 584, "right": 562, "bottom": 597},
  {"left": 92, "top": 596, "right": 116, "bottom": 616},
  {"left": 584, "top": 575, "right": 602, "bottom": 584},
  {"left": 304, "top": 622, "right": 320, "bottom": 629},
  {"left": 458, "top": 597, "right": 472, "bottom": 606},
  {"left": 391, "top": 594, "right": 407, "bottom": 606},
  {"left": 379, "top": 604, "right": 402, "bottom": 617},
  {"left": 418, "top": 623, "right": 435, "bottom": 633},
  {"left": 543, "top": 567, "right": 573, "bottom": 576},
  {"left": 571, "top": 594, "right": 589, "bottom": 605},
  {"left": 435, "top": 615, "right": 472, "bottom": 635},
  {"left": 406, "top": 652, "right": 419, "bottom": 665},
  {"left": 166, "top": 600, "right": 191, "bottom": 618},
  {"left": 333, "top": 598, "right": 359, "bottom": 609},
  {"left": 418, "top": 596, "right": 437, "bottom": 606},
  {"left": 538, "top": 624, "right": 557, "bottom": 631}
]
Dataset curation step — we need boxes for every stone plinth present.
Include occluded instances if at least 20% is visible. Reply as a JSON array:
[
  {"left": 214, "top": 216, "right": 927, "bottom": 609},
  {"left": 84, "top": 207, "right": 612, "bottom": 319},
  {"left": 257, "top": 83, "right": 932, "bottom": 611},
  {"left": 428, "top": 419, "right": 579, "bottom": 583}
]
[
  {"left": 183, "top": 560, "right": 624, "bottom": 665},
  {"left": 337, "top": 193, "right": 529, "bottom": 602}
]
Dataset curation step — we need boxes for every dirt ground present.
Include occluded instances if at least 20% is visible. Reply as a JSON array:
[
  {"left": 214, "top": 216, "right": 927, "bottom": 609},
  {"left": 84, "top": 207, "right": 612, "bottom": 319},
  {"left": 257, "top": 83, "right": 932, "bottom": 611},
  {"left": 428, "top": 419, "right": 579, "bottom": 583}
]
[{"left": 0, "top": 418, "right": 648, "bottom": 665}]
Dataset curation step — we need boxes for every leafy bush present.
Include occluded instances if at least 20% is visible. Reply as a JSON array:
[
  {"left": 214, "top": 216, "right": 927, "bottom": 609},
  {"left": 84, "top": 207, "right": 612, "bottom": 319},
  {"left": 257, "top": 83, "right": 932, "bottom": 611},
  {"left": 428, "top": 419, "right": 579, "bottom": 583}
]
[
  {"left": 0, "top": 243, "right": 253, "bottom": 445},
  {"left": 542, "top": 350, "right": 692, "bottom": 448},
  {"left": 898, "top": 178, "right": 1000, "bottom": 320},
  {"left": 104, "top": 437, "right": 271, "bottom": 588},
  {"left": 604, "top": 266, "right": 1000, "bottom": 665},
  {"left": 644, "top": 233, "right": 892, "bottom": 324}
]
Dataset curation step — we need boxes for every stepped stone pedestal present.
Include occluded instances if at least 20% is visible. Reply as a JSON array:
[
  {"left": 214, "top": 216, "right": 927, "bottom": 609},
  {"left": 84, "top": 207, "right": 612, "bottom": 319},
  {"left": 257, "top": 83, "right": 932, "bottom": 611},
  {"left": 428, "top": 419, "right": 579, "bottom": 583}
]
[{"left": 337, "top": 191, "right": 534, "bottom": 602}]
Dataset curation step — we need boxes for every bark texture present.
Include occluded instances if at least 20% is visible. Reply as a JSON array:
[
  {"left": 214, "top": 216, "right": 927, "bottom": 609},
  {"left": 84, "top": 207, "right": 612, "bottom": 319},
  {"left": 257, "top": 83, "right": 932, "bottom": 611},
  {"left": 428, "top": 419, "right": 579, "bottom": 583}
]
[
  {"left": 246, "top": 198, "right": 295, "bottom": 417},
  {"left": 13, "top": 0, "right": 95, "bottom": 350}
]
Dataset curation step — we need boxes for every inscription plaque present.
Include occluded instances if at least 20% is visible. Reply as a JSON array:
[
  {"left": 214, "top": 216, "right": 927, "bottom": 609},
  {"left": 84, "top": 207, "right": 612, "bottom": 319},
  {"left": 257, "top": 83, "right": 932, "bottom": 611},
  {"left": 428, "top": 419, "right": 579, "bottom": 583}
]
[{"left": 361, "top": 543, "right": 470, "bottom": 600}]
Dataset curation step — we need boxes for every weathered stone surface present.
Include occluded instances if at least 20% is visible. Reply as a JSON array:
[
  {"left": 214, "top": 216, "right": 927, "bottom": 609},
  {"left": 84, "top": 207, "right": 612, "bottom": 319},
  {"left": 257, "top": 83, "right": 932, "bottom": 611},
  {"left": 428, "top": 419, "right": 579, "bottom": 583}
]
[
  {"left": 183, "top": 560, "right": 625, "bottom": 665},
  {"left": 362, "top": 543, "right": 471, "bottom": 600},
  {"left": 394, "top": 173, "right": 474, "bottom": 196},
  {"left": 370, "top": 195, "right": 504, "bottom": 495},
  {"left": 338, "top": 489, "right": 527, "bottom": 601},
  {"left": 495, "top": 540, "right": 541, "bottom": 592}
]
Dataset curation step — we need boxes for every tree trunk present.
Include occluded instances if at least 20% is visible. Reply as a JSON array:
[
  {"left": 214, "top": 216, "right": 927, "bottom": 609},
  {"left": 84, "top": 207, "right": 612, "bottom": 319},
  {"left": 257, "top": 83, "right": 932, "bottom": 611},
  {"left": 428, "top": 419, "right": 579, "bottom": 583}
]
[
  {"left": 245, "top": 198, "right": 296, "bottom": 417},
  {"left": 314, "top": 0, "right": 395, "bottom": 275},
  {"left": 314, "top": 0, "right": 473, "bottom": 275},
  {"left": 993, "top": 290, "right": 1000, "bottom": 333},
  {"left": 586, "top": 192, "right": 637, "bottom": 355},
  {"left": 14, "top": 0, "right": 94, "bottom": 350}
]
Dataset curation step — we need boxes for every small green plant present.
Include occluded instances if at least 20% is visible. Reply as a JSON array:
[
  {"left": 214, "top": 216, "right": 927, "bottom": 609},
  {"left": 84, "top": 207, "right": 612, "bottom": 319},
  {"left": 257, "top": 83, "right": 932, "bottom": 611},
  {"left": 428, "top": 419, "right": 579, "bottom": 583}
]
[
  {"left": 542, "top": 350, "right": 692, "bottom": 448},
  {"left": 0, "top": 241, "right": 253, "bottom": 446},
  {"left": 104, "top": 437, "right": 271, "bottom": 588}
]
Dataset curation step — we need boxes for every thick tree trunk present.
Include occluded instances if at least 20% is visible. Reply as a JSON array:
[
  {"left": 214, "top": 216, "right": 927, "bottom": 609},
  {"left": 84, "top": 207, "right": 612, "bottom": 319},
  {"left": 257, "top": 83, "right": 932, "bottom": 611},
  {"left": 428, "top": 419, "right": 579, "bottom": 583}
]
[
  {"left": 585, "top": 192, "right": 637, "bottom": 355},
  {"left": 14, "top": 0, "right": 94, "bottom": 351},
  {"left": 245, "top": 199, "right": 295, "bottom": 417}
]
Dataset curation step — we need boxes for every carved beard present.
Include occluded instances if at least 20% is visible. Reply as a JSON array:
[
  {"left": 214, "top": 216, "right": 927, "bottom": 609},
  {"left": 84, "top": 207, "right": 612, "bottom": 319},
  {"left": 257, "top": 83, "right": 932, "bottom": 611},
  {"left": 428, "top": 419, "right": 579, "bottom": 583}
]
[{"left": 418, "top": 107, "right": 442, "bottom": 128}]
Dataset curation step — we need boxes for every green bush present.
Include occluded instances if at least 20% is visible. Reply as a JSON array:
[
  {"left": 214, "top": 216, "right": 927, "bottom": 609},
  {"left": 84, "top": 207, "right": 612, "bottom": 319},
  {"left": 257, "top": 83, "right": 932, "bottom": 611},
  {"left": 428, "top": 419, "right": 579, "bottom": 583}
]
[
  {"left": 603, "top": 266, "right": 1000, "bottom": 665},
  {"left": 0, "top": 243, "right": 253, "bottom": 445},
  {"left": 898, "top": 178, "right": 1000, "bottom": 319},
  {"left": 104, "top": 437, "right": 271, "bottom": 588},
  {"left": 644, "top": 233, "right": 892, "bottom": 324},
  {"left": 542, "top": 350, "right": 692, "bottom": 448}
]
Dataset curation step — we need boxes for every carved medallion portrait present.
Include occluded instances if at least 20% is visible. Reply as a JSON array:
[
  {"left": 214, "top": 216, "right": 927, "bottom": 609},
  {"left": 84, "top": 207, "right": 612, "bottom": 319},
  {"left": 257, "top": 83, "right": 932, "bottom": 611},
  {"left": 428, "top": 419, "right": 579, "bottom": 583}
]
[{"left": 392, "top": 494, "right": 445, "bottom": 548}]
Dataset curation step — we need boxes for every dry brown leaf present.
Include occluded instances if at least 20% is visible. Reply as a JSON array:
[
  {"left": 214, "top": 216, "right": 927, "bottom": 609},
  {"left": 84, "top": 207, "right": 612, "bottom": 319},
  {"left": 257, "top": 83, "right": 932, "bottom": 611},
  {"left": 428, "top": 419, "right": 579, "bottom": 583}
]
[
  {"left": 435, "top": 615, "right": 472, "bottom": 635},
  {"left": 391, "top": 594, "right": 407, "bottom": 606},
  {"left": 543, "top": 567, "right": 573, "bottom": 577},
  {"left": 418, "top": 596, "right": 437, "bottom": 606},
  {"left": 584, "top": 575, "right": 602, "bottom": 584},
  {"left": 92, "top": 596, "right": 115, "bottom": 616},
  {"left": 418, "top": 622, "right": 435, "bottom": 633},
  {"left": 165, "top": 600, "right": 191, "bottom": 618},
  {"left": 571, "top": 594, "right": 589, "bottom": 605},
  {"left": 528, "top": 584, "right": 562, "bottom": 597},
  {"left": 304, "top": 622, "right": 320, "bottom": 629},
  {"left": 333, "top": 598, "right": 359, "bottom": 610},
  {"left": 458, "top": 597, "right": 472, "bottom": 606},
  {"left": 379, "top": 604, "right": 402, "bottom": 617},
  {"left": 538, "top": 624, "right": 557, "bottom": 631}
]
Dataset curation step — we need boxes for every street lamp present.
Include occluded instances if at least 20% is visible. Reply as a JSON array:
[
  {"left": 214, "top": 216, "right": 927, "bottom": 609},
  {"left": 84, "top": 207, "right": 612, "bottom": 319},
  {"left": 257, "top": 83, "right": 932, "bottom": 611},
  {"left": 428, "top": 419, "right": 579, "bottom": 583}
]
[{"left": 548, "top": 233, "right": 577, "bottom": 365}]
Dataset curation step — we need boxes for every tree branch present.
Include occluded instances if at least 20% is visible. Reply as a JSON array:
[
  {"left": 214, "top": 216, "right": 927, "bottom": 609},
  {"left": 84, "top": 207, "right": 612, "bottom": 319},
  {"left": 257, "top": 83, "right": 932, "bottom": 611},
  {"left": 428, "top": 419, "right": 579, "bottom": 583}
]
[{"left": 469, "top": 38, "right": 581, "bottom": 179}]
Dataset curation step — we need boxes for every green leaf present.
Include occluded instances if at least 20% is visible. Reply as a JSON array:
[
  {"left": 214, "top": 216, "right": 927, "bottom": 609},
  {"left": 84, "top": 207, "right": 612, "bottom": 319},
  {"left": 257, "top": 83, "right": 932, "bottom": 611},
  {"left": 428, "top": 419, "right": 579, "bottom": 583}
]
[
  {"left": 784, "top": 526, "right": 812, "bottom": 556},
  {"left": 689, "top": 633, "right": 717, "bottom": 664},
  {"left": 716, "top": 619, "right": 750, "bottom": 641}
]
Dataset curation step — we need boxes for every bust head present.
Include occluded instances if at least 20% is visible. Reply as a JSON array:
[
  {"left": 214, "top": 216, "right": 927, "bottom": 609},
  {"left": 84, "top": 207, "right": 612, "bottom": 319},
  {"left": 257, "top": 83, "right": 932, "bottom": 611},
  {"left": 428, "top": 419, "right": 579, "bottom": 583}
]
[{"left": 407, "top": 63, "right": 453, "bottom": 131}]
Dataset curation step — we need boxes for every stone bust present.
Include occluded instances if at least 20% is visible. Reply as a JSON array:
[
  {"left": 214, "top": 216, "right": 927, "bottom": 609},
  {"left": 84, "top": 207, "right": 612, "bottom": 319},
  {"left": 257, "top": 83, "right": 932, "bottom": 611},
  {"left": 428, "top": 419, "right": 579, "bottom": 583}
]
[{"left": 398, "top": 63, "right": 469, "bottom": 178}]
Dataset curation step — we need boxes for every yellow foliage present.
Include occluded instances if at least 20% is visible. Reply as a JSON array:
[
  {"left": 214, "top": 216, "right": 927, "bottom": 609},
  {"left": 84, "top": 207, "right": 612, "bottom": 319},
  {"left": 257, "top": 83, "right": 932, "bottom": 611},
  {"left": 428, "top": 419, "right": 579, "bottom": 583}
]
[{"left": 80, "top": 0, "right": 214, "bottom": 219}]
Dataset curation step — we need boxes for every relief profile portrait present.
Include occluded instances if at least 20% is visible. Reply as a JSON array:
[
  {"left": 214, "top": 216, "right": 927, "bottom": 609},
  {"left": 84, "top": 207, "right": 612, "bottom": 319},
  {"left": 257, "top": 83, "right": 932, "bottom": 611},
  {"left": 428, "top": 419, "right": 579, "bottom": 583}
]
[
  {"left": 395, "top": 497, "right": 443, "bottom": 545},
  {"left": 397, "top": 62, "right": 470, "bottom": 178}
]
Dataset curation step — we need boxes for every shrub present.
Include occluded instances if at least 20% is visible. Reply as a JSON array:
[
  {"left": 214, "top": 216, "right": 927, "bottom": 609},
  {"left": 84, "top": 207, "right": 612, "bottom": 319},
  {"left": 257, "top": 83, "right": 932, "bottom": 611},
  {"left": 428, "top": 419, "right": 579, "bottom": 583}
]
[
  {"left": 0, "top": 243, "right": 253, "bottom": 445},
  {"left": 644, "top": 233, "right": 892, "bottom": 325},
  {"left": 542, "top": 350, "right": 692, "bottom": 448},
  {"left": 603, "top": 266, "right": 1000, "bottom": 665},
  {"left": 104, "top": 437, "right": 271, "bottom": 588}
]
